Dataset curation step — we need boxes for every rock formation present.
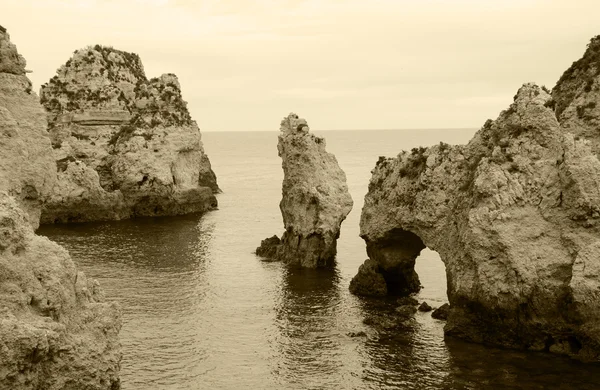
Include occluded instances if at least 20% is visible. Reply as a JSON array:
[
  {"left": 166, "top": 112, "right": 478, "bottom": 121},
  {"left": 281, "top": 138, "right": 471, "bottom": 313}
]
[
  {"left": 0, "top": 28, "right": 54, "bottom": 229},
  {"left": 0, "top": 28, "right": 121, "bottom": 388},
  {"left": 39, "top": 45, "right": 218, "bottom": 223},
  {"left": 256, "top": 113, "right": 353, "bottom": 268},
  {"left": 352, "top": 36, "right": 600, "bottom": 361}
]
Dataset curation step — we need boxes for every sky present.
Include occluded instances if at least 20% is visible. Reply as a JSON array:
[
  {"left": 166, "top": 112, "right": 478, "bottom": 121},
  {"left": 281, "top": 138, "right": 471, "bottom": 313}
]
[{"left": 3, "top": 0, "right": 600, "bottom": 131}]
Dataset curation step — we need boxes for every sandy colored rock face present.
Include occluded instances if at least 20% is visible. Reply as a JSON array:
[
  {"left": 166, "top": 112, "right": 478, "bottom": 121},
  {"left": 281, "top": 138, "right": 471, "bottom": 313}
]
[
  {"left": 256, "top": 113, "right": 353, "bottom": 268},
  {"left": 0, "top": 30, "right": 121, "bottom": 389},
  {"left": 353, "top": 37, "right": 600, "bottom": 361},
  {"left": 0, "top": 30, "right": 55, "bottom": 229},
  {"left": 39, "top": 46, "right": 218, "bottom": 223}
]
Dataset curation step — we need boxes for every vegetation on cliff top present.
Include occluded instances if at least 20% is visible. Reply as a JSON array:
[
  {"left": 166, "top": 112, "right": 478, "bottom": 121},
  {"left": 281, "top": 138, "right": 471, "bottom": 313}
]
[
  {"left": 41, "top": 45, "right": 194, "bottom": 138},
  {"left": 552, "top": 35, "right": 600, "bottom": 117}
]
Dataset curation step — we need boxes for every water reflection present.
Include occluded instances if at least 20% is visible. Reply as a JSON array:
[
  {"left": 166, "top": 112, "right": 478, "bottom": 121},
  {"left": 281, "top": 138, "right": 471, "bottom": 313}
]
[
  {"left": 272, "top": 267, "right": 350, "bottom": 388},
  {"left": 38, "top": 214, "right": 215, "bottom": 389},
  {"left": 444, "top": 338, "right": 600, "bottom": 389}
]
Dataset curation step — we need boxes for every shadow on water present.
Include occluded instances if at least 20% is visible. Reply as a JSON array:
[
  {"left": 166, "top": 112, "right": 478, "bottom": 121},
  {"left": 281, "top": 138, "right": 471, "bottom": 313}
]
[
  {"left": 38, "top": 212, "right": 214, "bottom": 273},
  {"left": 38, "top": 213, "right": 216, "bottom": 388},
  {"left": 442, "top": 337, "right": 600, "bottom": 390}
]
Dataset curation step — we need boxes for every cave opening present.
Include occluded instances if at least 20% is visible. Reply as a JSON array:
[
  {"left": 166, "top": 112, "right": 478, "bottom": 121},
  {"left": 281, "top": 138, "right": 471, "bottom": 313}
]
[{"left": 367, "top": 228, "right": 447, "bottom": 301}]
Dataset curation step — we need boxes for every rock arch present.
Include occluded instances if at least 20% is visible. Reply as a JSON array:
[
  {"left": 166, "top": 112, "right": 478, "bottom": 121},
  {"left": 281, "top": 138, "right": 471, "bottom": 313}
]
[{"left": 351, "top": 81, "right": 600, "bottom": 361}]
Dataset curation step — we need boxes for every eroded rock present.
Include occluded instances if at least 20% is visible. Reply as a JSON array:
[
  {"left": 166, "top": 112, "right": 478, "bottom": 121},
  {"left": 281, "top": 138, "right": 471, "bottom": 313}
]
[
  {"left": 0, "top": 30, "right": 121, "bottom": 389},
  {"left": 0, "top": 29, "right": 54, "bottom": 229},
  {"left": 256, "top": 113, "right": 353, "bottom": 268},
  {"left": 39, "top": 45, "right": 218, "bottom": 223},
  {"left": 353, "top": 36, "right": 600, "bottom": 361}
]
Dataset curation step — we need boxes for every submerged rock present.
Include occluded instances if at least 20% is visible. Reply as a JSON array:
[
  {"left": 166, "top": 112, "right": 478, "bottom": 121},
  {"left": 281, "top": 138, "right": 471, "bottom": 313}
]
[
  {"left": 39, "top": 45, "right": 218, "bottom": 223},
  {"left": 353, "top": 36, "right": 600, "bottom": 361},
  {"left": 256, "top": 113, "right": 353, "bottom": 268},
  {"left": 0, "top": 29, "right": 121, "bottom": 389}
]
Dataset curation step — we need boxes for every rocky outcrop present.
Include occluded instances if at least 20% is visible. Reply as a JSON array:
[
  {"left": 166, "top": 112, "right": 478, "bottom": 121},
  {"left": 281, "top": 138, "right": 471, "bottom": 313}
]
[
  {"left": 39, "top": 45, "right": 218, "bottom": 223},
  {"left": 0, "top": 29, "right": 54, "bottom": 229},
  {"left": 552, "top": 36, "right": 600, "bottom": 156},
  {"left": 0, "top": 29, "right": 121, "bottom": 388},
  {"left": 353, "top": 36, "right": 600, "bottom": 361},
  {"left": 256, "top": 113, "right": 353, "bottom": 268}
]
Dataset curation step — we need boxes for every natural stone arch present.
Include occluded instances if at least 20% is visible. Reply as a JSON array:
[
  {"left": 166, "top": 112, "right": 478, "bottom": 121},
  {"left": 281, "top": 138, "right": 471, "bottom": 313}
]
[
  {"left": 351, "top": 229, "right": 425, "bottom": 296},
  {"left": 351, "top": 80, "right": 600, "bottom": 361}
]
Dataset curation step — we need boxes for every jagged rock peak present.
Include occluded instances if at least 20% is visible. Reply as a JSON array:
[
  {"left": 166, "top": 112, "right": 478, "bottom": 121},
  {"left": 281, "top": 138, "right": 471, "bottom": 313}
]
[
  {"left": 280, "top": 112, "right": 310, "bottom": 134},
  {"left": 256, "top": 113, "right": 353, "bottom": 268},
  {"left": 0, "top": 27, "right": 27, "bottom": 75},
  {"left": 551, "top": 35, "right": 600, "bottom": 156}
]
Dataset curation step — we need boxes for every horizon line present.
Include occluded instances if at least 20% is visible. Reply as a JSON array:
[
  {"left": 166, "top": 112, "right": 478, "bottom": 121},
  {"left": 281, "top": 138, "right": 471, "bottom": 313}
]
[{"left": 201, "top": 127, "right": 479, "bottom": 133}]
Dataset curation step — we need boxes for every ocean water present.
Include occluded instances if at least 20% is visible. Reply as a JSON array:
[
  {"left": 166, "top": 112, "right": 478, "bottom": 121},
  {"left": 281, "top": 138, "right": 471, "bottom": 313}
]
[{"left": 39, "top": 129, "right": 600, "bottom": 389}]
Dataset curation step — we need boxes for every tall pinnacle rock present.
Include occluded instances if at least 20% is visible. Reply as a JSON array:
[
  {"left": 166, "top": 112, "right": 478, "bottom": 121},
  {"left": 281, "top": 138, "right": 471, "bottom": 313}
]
[
  {"left": 39, "top": 45, "right": 218, "bottom": 223},
  {"left": 256, "top": 113, "right": 353, "bottom": 268}
]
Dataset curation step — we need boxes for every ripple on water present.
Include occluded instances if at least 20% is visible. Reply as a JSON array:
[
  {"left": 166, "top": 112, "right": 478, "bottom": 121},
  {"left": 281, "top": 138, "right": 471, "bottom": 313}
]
[{"left": 38, "top": 130, "right": 600, "bottom": 389}]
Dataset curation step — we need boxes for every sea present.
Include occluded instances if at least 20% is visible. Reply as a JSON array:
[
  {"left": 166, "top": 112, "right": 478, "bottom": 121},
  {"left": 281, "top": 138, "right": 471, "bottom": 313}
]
[{"left": 38, "top": 129, "right": 600, "bottom": 389}]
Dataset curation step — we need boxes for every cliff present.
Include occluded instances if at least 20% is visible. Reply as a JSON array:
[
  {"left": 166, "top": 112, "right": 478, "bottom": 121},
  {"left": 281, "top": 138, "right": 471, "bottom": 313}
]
[
  {"left": 39, "top": 45, "right": 218, "bottom": 223},
  {"left": 256, "top": 113, "right": 353, "bottom": 268},
  {"left": 0, "top": 29, "right": 121, "bottom": 389},
  {"left": 0, "top": 29, "right": 54, "bottom": 229},
  {"left": 353, "top": 36, "right": 600, "bottom": 361}
]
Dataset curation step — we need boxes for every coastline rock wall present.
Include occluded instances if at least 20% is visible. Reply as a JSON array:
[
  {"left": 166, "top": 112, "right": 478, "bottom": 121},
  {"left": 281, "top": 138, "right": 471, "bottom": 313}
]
[
  {"left": 40, "top": 46, "right": 218, "bottom": 223},
  {"left": 0, "top": 29, "right": 121, "bottom": 389},
  {"left": 353, "top": 37, "right": 600, "bottom": 361},
  {"left": 0, "top": 29, "right": 54, "bottom": 229},
  {"left": 256, "top": 113, "right": 353, "bottom": 268}
]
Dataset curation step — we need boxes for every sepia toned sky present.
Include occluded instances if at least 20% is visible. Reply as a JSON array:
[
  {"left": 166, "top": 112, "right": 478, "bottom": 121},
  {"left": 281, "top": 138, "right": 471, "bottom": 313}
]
[{"left": 4, "top": 0, "right": 600, "bottom": 131}]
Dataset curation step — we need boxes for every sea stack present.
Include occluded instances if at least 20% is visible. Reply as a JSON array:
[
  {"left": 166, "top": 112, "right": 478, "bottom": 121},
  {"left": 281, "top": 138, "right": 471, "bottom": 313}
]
[
  {"left": 256, "top": 113, "right": 353, "bottom": 268},
  {"left": 0, "top": 27, "right": 121, "bottom": 389},
  {"left": 39, "top": 45, "right": 218, "bottom": 223},
  {"left": 351, "top": 36, "right": 600, "bottom": 361}
]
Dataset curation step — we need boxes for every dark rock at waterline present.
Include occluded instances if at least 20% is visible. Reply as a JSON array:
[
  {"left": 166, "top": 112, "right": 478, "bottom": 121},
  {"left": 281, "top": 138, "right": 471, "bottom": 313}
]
[
  {"left": 347, "top": 331, "right": 367, "bottom": 338},
  {"left": 349, "top": 259, "right": 387, "bottom": 296},
  {"left": 432, "top": 303, "right": 450, "bottom": 320},
  {"left": 395, "top": 304, "right": 417, "bottom": 318},
  {"left": 255, "top": 235, "right": 281, "bottom": 259},
  {"left": 397, "top": 296, "right": 419, "bottom": 306},
  {"left": 418, "top": 302, "right": 433, "bottom": 312},
  {"left": 363, "top": 314, "right": 400, "bottom": 330}
]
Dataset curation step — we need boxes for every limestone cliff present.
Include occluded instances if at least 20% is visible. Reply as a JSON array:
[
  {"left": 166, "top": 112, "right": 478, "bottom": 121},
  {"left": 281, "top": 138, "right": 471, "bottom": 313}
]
[
  {"left": 39, "top": 45, "right": 218, "bottom": 223},
  {"left": 0, "top": 29, "right": 121, "bottom": 389},
  {"left": 353, "top": 37, "right": 600, "bottom": 361},
  {"left": 256, "top": 113, "right": 353, "bottom": 268},
  {"left": 0, "top": 28, "right": 54, "bottom": 229}
]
